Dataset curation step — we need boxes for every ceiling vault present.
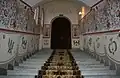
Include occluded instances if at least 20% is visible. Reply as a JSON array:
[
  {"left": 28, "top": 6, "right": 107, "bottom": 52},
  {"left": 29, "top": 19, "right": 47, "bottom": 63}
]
[{"left": 23, "top": 0, "right": 101, "bottom": 7}]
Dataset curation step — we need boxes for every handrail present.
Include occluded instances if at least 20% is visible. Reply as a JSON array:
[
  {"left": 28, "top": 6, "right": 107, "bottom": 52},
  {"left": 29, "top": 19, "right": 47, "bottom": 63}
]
[
  {"left": 80, "top": 0, "right": 104, "bottom": 21},
  {"left": 91, "top": 0, "right": 104, "bottom": 8},
  {"left": 0, "top": 28, "right": 40, "bottom": 35},
  {"left": 20, "top": 0, "right": 34, "bottom": 13}
]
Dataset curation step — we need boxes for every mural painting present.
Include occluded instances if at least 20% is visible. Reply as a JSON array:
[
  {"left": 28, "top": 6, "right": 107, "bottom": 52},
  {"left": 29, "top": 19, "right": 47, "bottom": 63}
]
[
  {"left": 86, "top": 36, "right": 95, "bottom": 53},
  {"left": 73, "top": 40, "right": 80, "bottom": 46},
  {"left": 18, "top": 35, "right": 28, "bottom": 56},
  {"left": 72, "top": 25, "right": 80, "bottom": 38},
  {"left": 94, "top": 36, "right": 105, "bottom": 56},
  {"left": 44, "top": 39, "right": 49, "bottom": 45},
  {"left": 43, "top": 24, "right": 50, "bottom": 38},
  {"left": 0, "top": 33, "right": 19, "bottom": 63},
  {"left": 8, "top": 38, "right": 15, "bottom": 54},
  {"left": 21, "top": 37, "right": 27, "bottom": 49},
  {"left": 0, "top": 0, "right": 40, "bottom": 65},
  {"left": 108, "top": 37, "right": 117, "bottom": 55},
  {"left": 105, "top": 34, "right": 120, "bottom": 62},
  {"left": 0, "top": 0, "right": 17, "bottom": 28}
]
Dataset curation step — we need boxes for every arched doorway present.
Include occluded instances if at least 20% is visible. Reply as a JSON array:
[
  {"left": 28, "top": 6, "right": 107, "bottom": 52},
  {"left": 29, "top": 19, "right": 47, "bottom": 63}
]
[{"left": 51, "top": 16, "right": 72, "bottom": 49}]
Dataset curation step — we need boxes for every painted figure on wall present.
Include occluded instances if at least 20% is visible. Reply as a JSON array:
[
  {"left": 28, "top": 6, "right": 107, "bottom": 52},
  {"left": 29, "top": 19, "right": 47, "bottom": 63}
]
[
  {"left": 43, "top": 24, "right": 50, "bottom": 38},
  {"left": 72, "top": 25, "right": 79, "bottom": 38},
  {"left": 8, "top": 38, "right": 14, "bottom": 54}
]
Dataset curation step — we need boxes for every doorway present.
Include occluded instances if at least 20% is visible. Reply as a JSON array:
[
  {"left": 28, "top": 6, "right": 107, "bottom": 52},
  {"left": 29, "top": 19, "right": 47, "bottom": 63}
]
[{"left": 51, "top": 16, "right": 72, "bottom": 49}]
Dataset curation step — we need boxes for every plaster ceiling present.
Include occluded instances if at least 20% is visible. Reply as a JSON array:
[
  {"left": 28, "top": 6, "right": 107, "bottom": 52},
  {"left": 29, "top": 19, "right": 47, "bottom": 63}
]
[{"left": 23, "top": 0, "right": 100, "bottom": 7}]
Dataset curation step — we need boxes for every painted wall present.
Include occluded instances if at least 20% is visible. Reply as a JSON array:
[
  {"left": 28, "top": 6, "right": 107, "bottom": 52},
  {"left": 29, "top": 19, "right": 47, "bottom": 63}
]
[
  {"left": 0, "top": 0, "right": 40, "bottom": 67},
  {"left": 80, "top": 0, "right": 120, "bottom": 64}
]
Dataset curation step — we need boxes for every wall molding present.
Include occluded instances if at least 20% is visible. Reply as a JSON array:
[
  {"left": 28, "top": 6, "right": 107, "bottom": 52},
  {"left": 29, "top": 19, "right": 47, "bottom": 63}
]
[
  {"left": 83, "top": 29, "right": 120, "bottom": 35},
  {"left": 0, "top": 28, "right": 40, "bottom": 35}
]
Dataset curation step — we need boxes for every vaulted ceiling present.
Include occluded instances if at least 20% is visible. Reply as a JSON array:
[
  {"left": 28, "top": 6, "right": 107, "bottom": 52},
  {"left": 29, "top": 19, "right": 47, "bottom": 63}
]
[{"left": 23, "top": 0, "right": 100, "bottom": 7}]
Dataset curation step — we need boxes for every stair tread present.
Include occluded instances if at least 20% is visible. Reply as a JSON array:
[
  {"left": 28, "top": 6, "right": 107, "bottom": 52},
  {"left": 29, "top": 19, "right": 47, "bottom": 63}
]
[
  {"left": 0, "top": 76, "right": 35, "bottom": 78},
  {"left": 84, "top": 75, "right": 120, "bottom": 78}
]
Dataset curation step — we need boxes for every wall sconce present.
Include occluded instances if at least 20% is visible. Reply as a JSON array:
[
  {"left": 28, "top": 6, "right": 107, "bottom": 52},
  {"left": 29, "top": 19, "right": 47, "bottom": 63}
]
[{"left": 79, "top": 12, "right": 82, "bottom": 15}]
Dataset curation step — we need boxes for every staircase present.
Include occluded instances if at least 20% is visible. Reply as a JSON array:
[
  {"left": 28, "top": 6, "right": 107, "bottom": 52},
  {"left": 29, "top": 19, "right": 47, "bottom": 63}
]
[
  {"left": 36, "top": 49, "right": 83, "bottom": 78},
  {"left": 0, "top": 49, "right": 52, "bottom": 78},
  {"left": 0, "top": 49, "right": 120, "bottom": 78},
  {"left": 71, "top": 50, "right": 120, "bottom": 78}
]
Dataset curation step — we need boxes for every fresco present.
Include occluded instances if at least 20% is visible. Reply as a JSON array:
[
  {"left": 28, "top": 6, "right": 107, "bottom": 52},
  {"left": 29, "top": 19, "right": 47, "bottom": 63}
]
[
  {"left": 87, "top": 36, "right": 95, "bottom": 53},
  {"left": 43, "top": 24, "right": 51, "bottom": 38},
  {"left": 8, "top": 38, "right": 15, "bottom": 54},
  {"left": 94, "top": 35, "right": 105, "bottom": 56},
  {"left": 0, "top": 33, "right": 19, "bottom": 63},
  {"left": 43, "top": 39, "right": 50, "bottom": 48},
  {"left": 73, "top": 40, "right": 80, "bottom": 46},
  {"left": 80, "top": 0, "right": 120, "bottom": 33},
  {"left": 79, "top": 0, "right": 120, "bottom": 64},
  {"left": 0, "top": 0, "right": 40, "bottom": 65},
  {"left": 16, "top": 0, "right": 36, "bottom": 32},
  {"left": 72, "top": 25, "right": 80, "bottom": 38},
  {"left": 0, "top": 0, "right": 17, "bottom": 28},
  {"left": 0, "top": 0, "right": 36, "bottom": 32},
  {"left": 105, "top": 34, "right": 120, "bottom": 62}
]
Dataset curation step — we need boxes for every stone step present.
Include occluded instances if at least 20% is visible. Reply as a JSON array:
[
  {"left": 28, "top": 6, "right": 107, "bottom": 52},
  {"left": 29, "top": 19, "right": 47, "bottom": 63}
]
[
  {"left": 23, "top": 62, "right": 46, "bottom": 65},
  {"left": 41, "top": 66, "right": 78, "bottom": 70},
  {"left": 79, "top": 64, "right": 105, "bottom": 67},
  {"left": 41, "top": 75, "right": 82, "bottom": 78},
  {"left": 22, "top": 62, "right": 75, "bottom": 66},
  {"left": 79, "top": 65, "right": 108, "bottom": 68},
  {"left": 79, "top": 67, "right": 109, "bottom": 71},
  {"left": 23, "top": 61, "right": 102, "bottom": 66},
  {"left": 14, "top": 65, "right": 41, "bottom": 69},
  {"left": 40, "top": 70, "right": 81, "bottom": 75},
  {"left": 78, "top": 63, "right": 104, "bottom": 65},
  {"left": 0, "top": 76, "right": 35, "bottom": 78},
  {"left": 84, "top": 75, "right": 120, "bottom": 78},
  {"left": 81, "top": 70, "right": 116, "bottom": 75},
  {"left": 18, "top": 64, "right": 43, "bottom": 69},
  {"left": 14, "top": 66, "right": 40, "bottom": 70},
  {"left": 76, "top": 61, "right": 100, "bottom": 64},
  {"left": 31, "top": 55, "right": 51, "bottom": 57},
  {"left": 19, "top": 64, "right": 78, "bottom": 69},
  {"left": 26, "top": 60, "right": 47, "bottom": 62},
  {"left": 14, "top": 66, "right": 40, "bottom": 71},
  {"left": 7, "top": 70, "right": 38, "bottom": 76}
]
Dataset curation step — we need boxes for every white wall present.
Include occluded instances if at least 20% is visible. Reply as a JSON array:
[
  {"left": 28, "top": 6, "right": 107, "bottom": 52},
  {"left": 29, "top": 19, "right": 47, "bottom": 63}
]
[
  {"left": 43, "top": 1, "right": 79, "bottom": 24},
  {"left": 40, "top": 0, "right": 89, "bottom": 48}
]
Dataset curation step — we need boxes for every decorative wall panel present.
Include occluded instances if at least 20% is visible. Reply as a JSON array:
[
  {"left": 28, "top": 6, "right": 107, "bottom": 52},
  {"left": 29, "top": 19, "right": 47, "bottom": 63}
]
[
  {"left": 72, "top": 24, "right": 80, "bottom": 38},
  {"left": 43, "top": 24, "right": 51, "bottom": 38},
  {"left": 94, "top": 35, "right": 105, "bottom": 56},
  {"left": 105, "top": 34, "right": 120, "bottom": 63},
  {"left": 0, "top": 0, "right": 17, "bottom": 28},
  {"left": 43, "top": 38, "right": 50, "bottom": 48},
  {"left": 0, "top": 33, "right": 19, "bottom": 63},
  {"left": 0, "top": 0, "right": 40, "bottom": 64},
  {"left": 81, "top": 0, "right": 120, "bottom": 63}
]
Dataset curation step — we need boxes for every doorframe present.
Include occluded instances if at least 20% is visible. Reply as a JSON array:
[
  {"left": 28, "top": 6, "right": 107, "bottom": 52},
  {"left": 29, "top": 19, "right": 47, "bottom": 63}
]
[{"left": 50, "top": 16, "right": 72, "bottom": 49}]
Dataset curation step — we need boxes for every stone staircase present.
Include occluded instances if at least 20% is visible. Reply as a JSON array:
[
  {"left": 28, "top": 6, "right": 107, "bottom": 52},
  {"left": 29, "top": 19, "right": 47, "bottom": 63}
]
[
  {"left": 0, "top": 49, "right": 53, "bottom": 78},
  {"left": 0, "top": 49, "right": 120, "bottom": 78},
  {"left": 71, "top": 50, "right": 120, "bottom": 78},
  {"left": 35, "top": 49, "right": 83, "bottom": 78}
]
